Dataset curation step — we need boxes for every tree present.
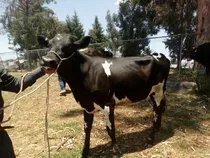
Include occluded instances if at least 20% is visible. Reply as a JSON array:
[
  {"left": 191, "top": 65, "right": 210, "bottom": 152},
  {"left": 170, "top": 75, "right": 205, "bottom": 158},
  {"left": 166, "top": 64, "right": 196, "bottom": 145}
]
[
  {"left": 88, "top": 16, "right": 107, "bottom": 49},
  {"left": 189, "top": 0, "right": 210, "bottom": 94},
  {"left": 106, "top": 10, "right": 121, "bottom": 57},
  {"left": 66, "top": 11, "right": 85, "bottom": 39},
  {"left": 117, "top": 0, "right": 159, "bottom": 57},
  {"left": 196, "top": 0, "right": 210, "bottom": 44},
  {"left": 152, "top": 0, "right": 197, "bottom": 68},
  {"left": 0, "top": 0, "right": 67, "bottom": 51},
  {"left": 0, "top": 0, "right": 68, "bottom": 70}
]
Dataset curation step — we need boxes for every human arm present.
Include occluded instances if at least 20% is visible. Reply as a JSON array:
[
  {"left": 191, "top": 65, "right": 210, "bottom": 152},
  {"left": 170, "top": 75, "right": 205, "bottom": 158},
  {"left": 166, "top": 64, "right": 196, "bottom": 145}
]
[{"left": 0, "top": 67, "right": 46, "bottom": 93}]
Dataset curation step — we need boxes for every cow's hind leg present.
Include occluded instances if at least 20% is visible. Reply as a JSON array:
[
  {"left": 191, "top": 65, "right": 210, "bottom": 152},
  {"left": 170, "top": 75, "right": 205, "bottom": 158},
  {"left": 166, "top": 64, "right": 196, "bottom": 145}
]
[
  {"left": 148, "top": 92, "right": 166, "bottom": 145},
  {"left": 82, "top": 111, "right": 93, "bottom": 158},
  {"left": 104, "top": 99, "right": 121, "bottom": 157}
]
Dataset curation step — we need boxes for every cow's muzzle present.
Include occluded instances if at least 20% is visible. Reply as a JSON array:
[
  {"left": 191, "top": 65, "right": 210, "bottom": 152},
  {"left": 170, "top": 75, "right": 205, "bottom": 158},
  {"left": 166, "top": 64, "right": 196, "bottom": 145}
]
[{"left": 41, "top": 56, "right": 59, "bottom": 69}]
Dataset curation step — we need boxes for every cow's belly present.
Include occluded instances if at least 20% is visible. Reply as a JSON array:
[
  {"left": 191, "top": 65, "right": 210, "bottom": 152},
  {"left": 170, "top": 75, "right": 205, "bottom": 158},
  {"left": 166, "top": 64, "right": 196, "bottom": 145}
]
[
  {"left": 126, "top": 93, "right": 149, "bottom": 102},
  {"left": 114, "top": 81, "right": 165, "bottom": 103},
  {"left": 114, "top": 86, "right": 151, "bottom": 103}
]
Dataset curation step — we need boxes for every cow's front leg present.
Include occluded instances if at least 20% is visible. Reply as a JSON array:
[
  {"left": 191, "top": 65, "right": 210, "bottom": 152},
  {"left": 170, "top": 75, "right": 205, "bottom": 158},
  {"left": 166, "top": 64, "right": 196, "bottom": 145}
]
[
  {"left": 82, "top": 111, "right": 93, "bottom": 158},
  {"left": 148, "top": 95, "right": 166, "bottom": 145},
  {"left": 104, "top": 102, "right": 121, "bottom": 156}
]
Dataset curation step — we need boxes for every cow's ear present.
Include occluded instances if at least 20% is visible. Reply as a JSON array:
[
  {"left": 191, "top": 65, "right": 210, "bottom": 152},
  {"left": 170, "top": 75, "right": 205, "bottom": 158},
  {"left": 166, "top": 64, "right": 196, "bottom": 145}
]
[
  {"left": 74, "top": 36, "right": 90, "bottom": 49},
  {"left": 37, "top": 35, "right": 49, "bottom": 47}
]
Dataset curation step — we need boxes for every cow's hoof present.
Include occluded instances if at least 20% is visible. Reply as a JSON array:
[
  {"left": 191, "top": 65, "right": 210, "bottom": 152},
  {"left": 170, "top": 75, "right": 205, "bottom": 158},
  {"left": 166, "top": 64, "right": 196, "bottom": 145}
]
[
  {"left": 145, "top": 137, "right": 154, "bottom": 148},
  {"left": 113, "top": 144, "right": 121, "bottom": 154},
  {"left": 144, "top": 143, "right": 152, "bottom": 148},
  {"left": 113, "top": 154, "right": 121, "bottom": 158}
]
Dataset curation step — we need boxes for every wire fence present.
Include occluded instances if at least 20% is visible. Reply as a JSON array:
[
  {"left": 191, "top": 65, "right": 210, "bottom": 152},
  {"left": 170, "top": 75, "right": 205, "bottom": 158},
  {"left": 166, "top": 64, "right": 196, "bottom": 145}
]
[
  {"left": 0, "top": 49, "right": 48, "bottom": 71},
  {"left": 1, "top": 31, "right": 206, "bottom": 72}
]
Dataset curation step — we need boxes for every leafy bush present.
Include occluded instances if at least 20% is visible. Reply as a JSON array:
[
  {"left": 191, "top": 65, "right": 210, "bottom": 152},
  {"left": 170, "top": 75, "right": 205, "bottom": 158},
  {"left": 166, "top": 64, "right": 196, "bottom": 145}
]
[{"left": 195, "top": 71, "right": 210, "bottom": 95}]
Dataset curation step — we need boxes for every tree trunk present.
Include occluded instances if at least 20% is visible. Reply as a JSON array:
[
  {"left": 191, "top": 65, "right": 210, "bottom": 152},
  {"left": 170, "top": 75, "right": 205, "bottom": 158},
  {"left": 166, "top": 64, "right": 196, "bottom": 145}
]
[
  {"left": 196, "top": 0, "right": 210, "bottom": 45},
  {"left": 177, "top": 0, "right": 186, "bottom": 72},
  {"left": 195, "top": 0, "right": 210, "bottom": 70}
]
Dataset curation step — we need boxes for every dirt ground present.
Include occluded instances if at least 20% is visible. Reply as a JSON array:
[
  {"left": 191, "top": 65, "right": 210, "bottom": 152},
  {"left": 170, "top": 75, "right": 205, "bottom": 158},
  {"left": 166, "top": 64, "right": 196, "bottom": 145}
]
[{"left": 2, "top": 72, "right": 210, "bottom": 158}]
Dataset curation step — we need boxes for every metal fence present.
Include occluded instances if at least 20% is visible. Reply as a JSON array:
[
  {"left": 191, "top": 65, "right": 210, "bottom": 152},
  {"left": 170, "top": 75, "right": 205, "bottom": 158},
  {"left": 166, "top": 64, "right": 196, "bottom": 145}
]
[
  {"left": 0, "top": 37, "right": 195, "bottom": 72},
  {"left": 0, "top": 49, "right": 48, "bottom": 71}
]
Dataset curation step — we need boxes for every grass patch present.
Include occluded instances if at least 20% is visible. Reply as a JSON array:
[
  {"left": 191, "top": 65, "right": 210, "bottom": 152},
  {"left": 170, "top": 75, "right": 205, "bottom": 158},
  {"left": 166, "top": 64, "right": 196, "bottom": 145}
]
[
  {"left": 52, "top": 148, "right": 81, "bottom": 158},
  {"left": 169, "top": 68, "right": 196, "bottom": 82}
]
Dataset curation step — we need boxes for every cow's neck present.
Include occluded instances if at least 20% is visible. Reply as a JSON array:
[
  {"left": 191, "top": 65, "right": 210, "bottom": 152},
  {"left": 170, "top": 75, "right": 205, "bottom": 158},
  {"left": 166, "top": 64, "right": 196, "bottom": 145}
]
[{"left": 58, "top": 51, "right": 91, "bottom": 94}]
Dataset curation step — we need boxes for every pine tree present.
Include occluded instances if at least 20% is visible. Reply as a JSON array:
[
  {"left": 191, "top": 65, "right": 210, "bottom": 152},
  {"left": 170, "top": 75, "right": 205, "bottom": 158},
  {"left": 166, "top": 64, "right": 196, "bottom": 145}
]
[
  {"left": 66, "top": 11, "right": 85, "bottom": 40},
  {"left": 88, "top": 16, "right": 107, "bottom": 49}
]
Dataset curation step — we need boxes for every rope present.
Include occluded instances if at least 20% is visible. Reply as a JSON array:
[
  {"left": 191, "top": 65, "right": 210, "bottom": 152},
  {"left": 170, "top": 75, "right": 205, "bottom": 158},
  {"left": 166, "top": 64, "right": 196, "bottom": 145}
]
[
  {"left": 48, "top": 51, "right": 75, "bottom": 61},
  {"left": 0, "top": 71, "right": 56, "bottom": 125}
]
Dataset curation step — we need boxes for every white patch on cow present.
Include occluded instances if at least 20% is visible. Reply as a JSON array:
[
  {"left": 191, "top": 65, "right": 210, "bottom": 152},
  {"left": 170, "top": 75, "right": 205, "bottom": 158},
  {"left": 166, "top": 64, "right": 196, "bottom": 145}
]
[
  {"left": 103, "top": 106, "right": 112, "bottom": 130},
  {"left": 149, "top": 80, "right": 165, "bottom": 106},
  {"left": 113, "top": 93, "right": 120, "bottom": 103},
  {"left": 77, "top": 101, "right": 112, "bottom": 130},
  {"left": 152, "top": 53, "right": 162, "bottom": 61},
  {"left": 79, "top": 48, "right": 88, "bottom": 52},
  {"left": 84, "top": 122, "right": 88, "bottom": 129},
  {"left": 153, "top": 112, "right": 158, "bottom": 122},
  {"left": 102, "top": 60, "right": 113, "bottom": 77}
]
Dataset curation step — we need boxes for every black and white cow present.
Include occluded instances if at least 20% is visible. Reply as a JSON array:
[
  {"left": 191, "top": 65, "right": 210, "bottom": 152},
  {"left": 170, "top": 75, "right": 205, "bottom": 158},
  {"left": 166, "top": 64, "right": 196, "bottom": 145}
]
[
  {"left": 182, "top": 43, "right": 210, "bottom": 75},
  {"left": 38, "top": 34, "right": 170, "bottom": 158}
]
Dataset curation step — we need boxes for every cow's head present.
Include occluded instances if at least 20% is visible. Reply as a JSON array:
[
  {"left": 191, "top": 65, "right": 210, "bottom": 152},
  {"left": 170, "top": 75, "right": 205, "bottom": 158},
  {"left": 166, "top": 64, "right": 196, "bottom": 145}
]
[
  {"left": 37, "top": 34, "right": 90, "bottom": 69},
  {"left": 182, "top": 47, "right": 197, "bottom": 61}
]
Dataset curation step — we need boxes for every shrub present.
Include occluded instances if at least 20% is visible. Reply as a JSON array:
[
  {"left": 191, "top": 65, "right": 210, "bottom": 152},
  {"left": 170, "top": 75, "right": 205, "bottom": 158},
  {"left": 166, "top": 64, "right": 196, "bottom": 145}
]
[{"left": 195, "top": 70, "right": 210, "bottom": 95}]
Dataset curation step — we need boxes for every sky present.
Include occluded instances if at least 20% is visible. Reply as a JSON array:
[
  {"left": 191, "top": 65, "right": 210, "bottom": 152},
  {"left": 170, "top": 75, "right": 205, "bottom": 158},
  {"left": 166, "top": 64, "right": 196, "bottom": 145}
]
[{"left": 0, "top": 0, "right": 169, "bottom": 60}]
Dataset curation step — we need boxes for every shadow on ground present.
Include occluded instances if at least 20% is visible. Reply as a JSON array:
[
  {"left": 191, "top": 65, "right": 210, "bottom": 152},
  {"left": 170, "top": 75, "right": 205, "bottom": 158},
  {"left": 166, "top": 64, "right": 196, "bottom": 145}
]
[
  {"left": 57, "top": 89, "right": 210, "bottom": 157},
  {"left": 89, "top": 127, "right": 174, "bottom": 158},
  {"left": 59, "top": 108, "right": 83, "bottom": 118}
]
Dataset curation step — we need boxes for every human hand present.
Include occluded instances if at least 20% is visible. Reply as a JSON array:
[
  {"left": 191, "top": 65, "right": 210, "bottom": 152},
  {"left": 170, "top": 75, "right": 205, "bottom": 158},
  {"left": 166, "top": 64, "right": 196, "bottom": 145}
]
[{"left": 42, "top": 67, "right": 56, "bottom": 74}]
